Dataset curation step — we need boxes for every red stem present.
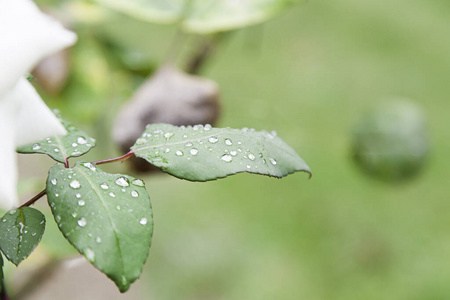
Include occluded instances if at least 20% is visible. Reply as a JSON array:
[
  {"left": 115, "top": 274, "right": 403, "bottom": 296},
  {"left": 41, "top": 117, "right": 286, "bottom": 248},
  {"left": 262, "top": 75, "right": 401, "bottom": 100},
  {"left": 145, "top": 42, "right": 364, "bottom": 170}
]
[
  {"left": 20, "top": 189, "right": 46, "bottom": 208},
  {"left": 92, "top": 150, "right": 135, "bottom": 166}
]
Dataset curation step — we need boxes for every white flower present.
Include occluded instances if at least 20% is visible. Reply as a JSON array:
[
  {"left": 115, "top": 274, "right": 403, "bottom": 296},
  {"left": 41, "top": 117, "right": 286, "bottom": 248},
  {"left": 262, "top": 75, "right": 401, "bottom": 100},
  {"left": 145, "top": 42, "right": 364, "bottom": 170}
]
[{"left": 0, "top": 0, "right": 77, "bottom": 209}]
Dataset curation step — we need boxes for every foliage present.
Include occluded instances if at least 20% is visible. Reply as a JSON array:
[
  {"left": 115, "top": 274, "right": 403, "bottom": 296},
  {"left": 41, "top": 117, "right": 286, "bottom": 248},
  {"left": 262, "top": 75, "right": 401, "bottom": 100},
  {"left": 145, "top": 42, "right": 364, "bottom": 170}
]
[
  {"left": 95, "top": 0, "right": 301, "bottom": 34},
  {"left": 1, "top": 114, "right": 310, "bottom": 292}
]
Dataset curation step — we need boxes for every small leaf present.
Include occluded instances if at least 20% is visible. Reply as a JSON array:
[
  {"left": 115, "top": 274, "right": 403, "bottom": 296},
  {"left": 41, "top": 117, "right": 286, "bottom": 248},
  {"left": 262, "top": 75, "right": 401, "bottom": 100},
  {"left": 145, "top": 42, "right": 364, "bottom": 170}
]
[
  {"left": 0, "top": 254, "right": 3, "bottom": 295},
  {"left": 46, "top": 162, "right": 153, "bottom": 292},
  {"left": 0, "top": 207, "right": 46, "bottom": 266},
  {"left": 95, "top": 0, "right": 299, "bottom": 34},
  {"left": 17, "top": 111, "right": 96, "bottom": 163},
  {"left": 131, "top": 124, "right": 311, "bottom": 181}
]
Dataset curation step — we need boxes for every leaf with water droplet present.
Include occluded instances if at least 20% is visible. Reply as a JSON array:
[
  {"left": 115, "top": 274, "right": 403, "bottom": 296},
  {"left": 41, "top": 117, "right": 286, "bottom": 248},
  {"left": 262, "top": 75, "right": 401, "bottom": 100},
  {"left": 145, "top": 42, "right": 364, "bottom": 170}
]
[
  {"left": 17, "top": 111, "right": 96, "bottom": 163},
  {"left": 0, "top": 207, "right": 46, "bottom": 266},
  {"left": 131, "top": 124, "right": 311, "bottom": 181},
  {"left": 46, "top": 161, "right": 153, "bottom": 292}
]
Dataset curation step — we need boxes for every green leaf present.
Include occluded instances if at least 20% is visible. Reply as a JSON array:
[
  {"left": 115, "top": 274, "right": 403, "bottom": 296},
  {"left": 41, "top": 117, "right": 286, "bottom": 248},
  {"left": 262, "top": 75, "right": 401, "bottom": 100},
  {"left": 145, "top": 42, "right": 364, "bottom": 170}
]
[
  {"left": 0, "top": 207, "right": 46, "bottom": 266},
  {"left": 46, "top": 162, "right": 153, "bottom": 292},
  {"left": 0, "top": 254, "right": 3, "bottom": 295},
  {"left": 17, "top": 111, "right": 96, "bottom": 163},
  {"left": 96, "top": 0, "right": 299, "bottom": 34},
  {"left": 131, "top": 124, "right": 311, "bottom": 181}
]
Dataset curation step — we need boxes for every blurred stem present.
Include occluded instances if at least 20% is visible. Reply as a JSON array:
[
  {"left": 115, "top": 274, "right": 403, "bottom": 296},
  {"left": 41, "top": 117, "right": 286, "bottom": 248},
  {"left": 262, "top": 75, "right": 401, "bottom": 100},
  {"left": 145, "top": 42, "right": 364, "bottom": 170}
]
[{"left": 185, "top": 32, "right": 231, "bottom": 75}]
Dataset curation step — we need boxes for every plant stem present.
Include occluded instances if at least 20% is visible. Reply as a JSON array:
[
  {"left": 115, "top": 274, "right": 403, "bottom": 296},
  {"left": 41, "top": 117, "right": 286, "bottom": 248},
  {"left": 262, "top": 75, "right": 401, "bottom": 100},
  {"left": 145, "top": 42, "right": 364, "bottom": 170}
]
[
  {"left": 92, "top": 150, "right": 135, "bottom": 166},
  {"left": 19, "top": 189, "right": 46, "bottom": 208}
]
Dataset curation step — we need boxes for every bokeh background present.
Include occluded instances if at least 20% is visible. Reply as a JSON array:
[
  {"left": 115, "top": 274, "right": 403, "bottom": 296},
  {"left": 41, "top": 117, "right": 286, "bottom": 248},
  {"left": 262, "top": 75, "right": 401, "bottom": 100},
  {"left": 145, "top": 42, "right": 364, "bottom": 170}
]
[{"left": 8, "top": 0, "right": 450, "bottom": 299}]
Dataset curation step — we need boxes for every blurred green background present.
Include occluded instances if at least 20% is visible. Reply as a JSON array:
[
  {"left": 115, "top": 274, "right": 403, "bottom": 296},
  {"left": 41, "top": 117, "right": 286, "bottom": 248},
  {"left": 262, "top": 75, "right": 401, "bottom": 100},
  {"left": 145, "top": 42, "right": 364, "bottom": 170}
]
[{"left": 12, "top": 0, "right": 450, "bottom": 299}]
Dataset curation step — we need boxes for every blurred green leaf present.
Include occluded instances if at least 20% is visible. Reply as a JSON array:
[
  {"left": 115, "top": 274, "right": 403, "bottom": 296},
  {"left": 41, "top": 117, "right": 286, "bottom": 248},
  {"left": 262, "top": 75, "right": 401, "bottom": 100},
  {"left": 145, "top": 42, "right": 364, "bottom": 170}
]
[
  {"left": 46, "top": 162, "right": 153, "bottom": 292},
  {"left": 132, "top": 124, "right": 311, "bottom": 181},
  {"left": 0, "top": 207, "right": 46, "bottom": 266},
  {"left": 17, "top": 111, "right": 96, "bottom": 163},
  {"left": 95, "top": 0, "right": 299, "bottom": 34}
]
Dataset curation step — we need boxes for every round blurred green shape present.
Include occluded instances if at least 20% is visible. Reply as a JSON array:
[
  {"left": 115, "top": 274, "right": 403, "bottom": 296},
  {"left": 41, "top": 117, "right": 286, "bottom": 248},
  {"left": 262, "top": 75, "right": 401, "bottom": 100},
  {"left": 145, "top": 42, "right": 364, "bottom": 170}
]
[{"left": 351, "top": 100, "right": 429, "bottom": 182}]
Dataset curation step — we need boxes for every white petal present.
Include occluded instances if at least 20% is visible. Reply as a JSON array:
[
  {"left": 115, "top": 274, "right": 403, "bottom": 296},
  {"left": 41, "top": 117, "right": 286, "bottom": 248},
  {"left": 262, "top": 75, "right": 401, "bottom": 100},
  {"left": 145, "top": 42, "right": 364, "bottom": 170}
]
[
  {"left": 0, "top": 96, "right": 18, "bottom": 209},
  {"left": 12, "top": 79, "right": 67, "bottom": 147},
  {"left": 0, "top": 0, "right": 77, "bottom": 97}
]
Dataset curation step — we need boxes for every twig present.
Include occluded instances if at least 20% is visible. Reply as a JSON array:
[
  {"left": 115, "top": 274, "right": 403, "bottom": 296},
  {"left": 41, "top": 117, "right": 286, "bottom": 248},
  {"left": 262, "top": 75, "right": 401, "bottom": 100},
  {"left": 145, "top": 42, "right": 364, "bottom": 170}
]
[
  {"left": 91, "top": 150, "right": 135, "bottom": 166},
  {"left": 19, "top": 189, "right": 46, "bottom": 208}
]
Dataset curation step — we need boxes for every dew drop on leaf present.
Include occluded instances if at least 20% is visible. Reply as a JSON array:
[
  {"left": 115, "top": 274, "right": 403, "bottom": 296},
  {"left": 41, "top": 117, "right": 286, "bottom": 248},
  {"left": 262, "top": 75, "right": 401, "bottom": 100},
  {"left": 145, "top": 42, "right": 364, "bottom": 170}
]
[
  {"left": 78, "top": 218, "right": 87, "bottom": 227},
  {"left": 100, "top": 183, "right": 109, "bottom": 189},
  {"left": 115, "top": 177, "right": 130, "bottom": 187},
  {"left": 176, "top": 150, "right": 184, "bottom": 156},
  {"left": 51, "top": 179, "right": 57, "bottom": 185},
  {"left": 209, "top": 136, "right": 219, "bottom": 144},
  {"left": 77, "top": 137, "right": 87, "bottom": 144},
  {"left": 139, "top": 218, "right": 147, "bottom": 225},
  {"left": 221, "top": 154, "right": 232, "bottom": 162},
  {"left": 225, "top": 138, "right": 232, "bottom": 145},
  {"left": 78, "top": 200, "right": 85, "bottom": 206},
  {"left": 32, "top": 144, "right": 41, "bottom": 150},
  {"left": 190, "top": 148, "right": 199, "bottom": 155},
  {"left": 109, "top": 192, "right": 116, "bottom": 198},
  {"left": 131, "top": 179, "right": 145, "bottom": 186},
  {"left": 70, "top": 180, "right": 81, "bottom": 189},
  {"left": 248, "top": 153, "right": 255, "bottom": 160},
  {"left": 269, "top": 157, "right": 277, "bottom": 165},
  {"left": 131, "top": 190, "right": 139, "bottom": 197}
]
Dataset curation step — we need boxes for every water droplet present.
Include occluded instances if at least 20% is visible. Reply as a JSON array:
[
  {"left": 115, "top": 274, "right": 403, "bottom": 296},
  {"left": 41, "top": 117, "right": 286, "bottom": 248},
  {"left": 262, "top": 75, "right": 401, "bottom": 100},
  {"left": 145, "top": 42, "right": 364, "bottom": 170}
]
[
  {"left": 230, "top": 150, "right": 237, "bottom": 156},
  {"left": 190, "top": 148, "right": 198, "bottom": 155},
  {"left": 55, "top": 215, "right": 61, "bottom": 222},
  {"left": 72, "top": 143, "right": 78, "bottom": 147},
  {"left": 100, "top": 183, "right": 109, "bottom": 189},
  {"left": 185, "top": 142, "right": 193, "bottom": 147},
  {"left": 246, "top": 165, "right": 251, "bottom": 169},
  {"left": 78, "top": 200, "right": 85, "bottom": 206},
  {"left": 176, "top": 150, "right": 184, "bottom": 156},
  {"left": 221, "top": 154, "right": 233, "bottom": 162},
  {"left": 204, "top": 124, "right": 212, "bottom": 131},
  {"left": 164, "top": 132, "right": 174, "bottom": 139},
  {"left": 85, "top": 248, "right": 95, "bottom": 261},
  {"left": 193, "top": 125, "right": 201, "bottom": 130},
  {"left": 77, "top": 218, "right": 87, "bottom": 227},
  {"left": 131, "top": 179, "right": 144, "bottom": 186},
  {"left": 96, "top": 237, "right": 102, "bottom": 243},
  {"left": 165, "top": 148, "right": 170, "bottom": 153},
  {"left": 109, "top": 192, "right": 116, "bottom": 198},
  {"left": 248, "top": 154, "right": 255, "bottom": 160},
  {"left": 131, "top": 190, "right": 139, "bottom": 197},
  {"left": 72, "top": 212, "right": 77, "bottom": 218},
  {"left": 83, "top": 162, "right": 96, "bottom": 171},
  {"left": 115, "top": 177, "right": 130, "bottom": 187},
  {"left": 122, "top": 276, "right": 127, "bottom": 286},
  {"left": 32, "top": 144, "right": 41, "bottom": 150},
  {"left": 77, "top": 137, "right": 87, "bottom": 144},
  {"left": 269, "top": 157, "right": 277, "bottom": 165},
  {"left": 209, "top": 136, "right": 219, "bottom": 143},
  {"left": 70, "top": 180, "right": 81, "bottom": 189},
  {"left": 75, "top": 193, "right": 81, "bottom": 198},
  {"left": 225, "top": 138, "right": 232, "bottom": 145},
  {"left": 135, "top": 137, "right": 147, "bottom": 145},
  {"left": 51, "top": 179, "right": 57, "bottom": 185},
  {"left": 139, "top": 218, "right": 148, "bottom": 225},
  {"left": 54, "top": 148, "right": 59, "bottom": 152},
  {"left": 116, "top": 205, "right": 121, "bottom": 210}
]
